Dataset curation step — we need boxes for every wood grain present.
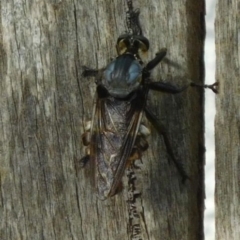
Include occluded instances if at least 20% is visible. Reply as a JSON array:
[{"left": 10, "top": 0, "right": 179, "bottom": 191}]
[
  {"left": 0, "top": 0, "right": 205, "bottom": 239},
  {"left": 215, "top": 0, "right": 240, "bottom": 239}
]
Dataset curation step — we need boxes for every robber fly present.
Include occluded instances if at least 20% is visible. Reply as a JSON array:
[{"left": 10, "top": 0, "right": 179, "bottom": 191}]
[{"left": 81, "top": 1, "right": 217, "bottom": 200}]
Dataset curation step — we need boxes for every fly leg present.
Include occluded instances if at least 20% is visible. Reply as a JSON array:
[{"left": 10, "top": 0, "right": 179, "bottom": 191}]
[
  {"left": 148, "top": 78, "right": 218, "bottom": 94},
  {"left": 142, "top": 48, "right": 167, "bottom": 82},
  {"left": 143, "top": 48, "right": 218, "bottom": 94},
  {"left": 137, "top": 123, "right": 151, "bottom": 151},
  {"left": 142, "top": 49, "right": 192, "bottom": 94},
  {"left": 148, "top": 81, "right": 189, "bottom": 93},
  {"left": 144, "top": 48, "right": 213, "bottom": 93},
  {"left": 80, "top": 121, "right": 91, "bottom": 167},
  {"left": 144, "top": 48, "right": 167, "bottom": 73},
  {"left": 82, "top": 66, "right": 102, "bottom": 77},
  {"left": 144, "top": 108, "right": 189, "bottom": 183},
  {"left": 128, "top": 124, "right": 151, "bottom": 164},
  {"left": 82, "top": 66, "right": 106, "bottom": 86}
]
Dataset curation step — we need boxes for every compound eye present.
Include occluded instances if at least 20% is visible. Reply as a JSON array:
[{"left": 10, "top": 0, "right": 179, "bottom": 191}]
[
  {"left": 133, "top": 35, "right": 149, "bottom": 53},
  {"left": 137, "top": 40, "right": 149, "bottom": 53},
  {"left": 116, "top": 39, "right": 129, "bottom": 55},
  {"left": 116, "top": 34, "right": 133, "bottom": 55}
]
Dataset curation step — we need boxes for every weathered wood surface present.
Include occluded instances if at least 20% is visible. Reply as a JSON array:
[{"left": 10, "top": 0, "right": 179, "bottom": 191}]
[
  {"left": 0, "top": 0, "right": 205, "bottom": 239},
  {"left": 215, "top": 0, "right": 240, "bottom": 239}
]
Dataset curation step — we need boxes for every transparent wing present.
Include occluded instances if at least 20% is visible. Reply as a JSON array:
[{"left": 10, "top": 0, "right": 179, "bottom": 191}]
[{"left": 90, "top": 92, "right": 146, "bottom": 199}]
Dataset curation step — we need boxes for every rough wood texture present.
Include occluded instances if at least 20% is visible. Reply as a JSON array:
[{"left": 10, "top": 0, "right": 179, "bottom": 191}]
[
  {"left": 215, "top": 1, "right": 240, "bottom": 239},
  {"left": 0, "top": 0, "right": 205, "bottom": 239}
]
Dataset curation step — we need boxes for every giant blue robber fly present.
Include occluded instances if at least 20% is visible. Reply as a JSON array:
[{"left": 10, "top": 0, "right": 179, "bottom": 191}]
[{"left": 80, "top": 0, "right": 217, "bottom": 200}]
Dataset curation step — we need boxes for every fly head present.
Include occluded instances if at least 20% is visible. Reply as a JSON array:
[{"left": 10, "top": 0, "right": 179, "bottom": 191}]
[{"left": 116, "top": 34, "right": 149, "bottom": 57}]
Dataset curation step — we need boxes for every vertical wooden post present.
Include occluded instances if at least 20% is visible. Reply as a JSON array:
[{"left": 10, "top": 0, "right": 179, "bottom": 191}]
[
  {"left": 215, "top": 0, "right": 240, "bottom": 239},
  {"left": 0, "top": 0, "right": 205, "bottom": 239}
]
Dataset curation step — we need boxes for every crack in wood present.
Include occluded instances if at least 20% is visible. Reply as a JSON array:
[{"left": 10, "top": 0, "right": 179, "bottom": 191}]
[{"left": 126, "top": 165, "right": 148, "bottom": 240}]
